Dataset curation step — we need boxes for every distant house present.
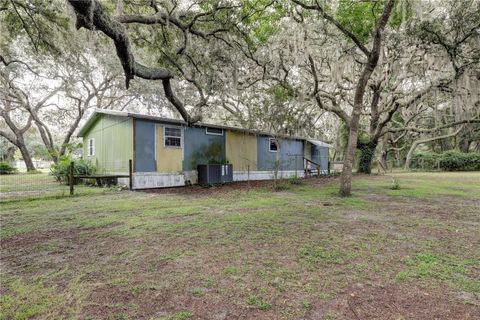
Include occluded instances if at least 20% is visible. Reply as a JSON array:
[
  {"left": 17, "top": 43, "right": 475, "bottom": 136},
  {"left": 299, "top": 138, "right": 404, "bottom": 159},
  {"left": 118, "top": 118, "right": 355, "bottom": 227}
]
[{"left": 77, "top": 109, "right": 331, "bottom": 189}]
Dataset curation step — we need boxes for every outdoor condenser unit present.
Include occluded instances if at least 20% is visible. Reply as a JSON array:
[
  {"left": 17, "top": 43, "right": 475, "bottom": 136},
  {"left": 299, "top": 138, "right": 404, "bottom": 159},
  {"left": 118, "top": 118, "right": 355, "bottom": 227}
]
[{"left": 197, "top": 164, "right": 233, "bottom": 185}]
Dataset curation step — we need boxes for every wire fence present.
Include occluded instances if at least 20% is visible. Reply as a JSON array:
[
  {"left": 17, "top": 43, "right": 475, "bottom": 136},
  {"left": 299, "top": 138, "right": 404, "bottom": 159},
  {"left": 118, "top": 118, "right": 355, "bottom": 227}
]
[
  {"left": 0, "top": 159, "right": 133, "bottom": 202},
  {"left": 0, "top": 172, "right": 70, "bottom": 202}
]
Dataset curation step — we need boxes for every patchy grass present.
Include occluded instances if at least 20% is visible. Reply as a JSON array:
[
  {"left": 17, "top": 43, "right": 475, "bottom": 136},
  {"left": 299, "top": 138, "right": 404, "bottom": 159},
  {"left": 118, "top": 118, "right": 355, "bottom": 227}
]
[{"left": 1, "top": 172, "right": 479, "bottom": 319}]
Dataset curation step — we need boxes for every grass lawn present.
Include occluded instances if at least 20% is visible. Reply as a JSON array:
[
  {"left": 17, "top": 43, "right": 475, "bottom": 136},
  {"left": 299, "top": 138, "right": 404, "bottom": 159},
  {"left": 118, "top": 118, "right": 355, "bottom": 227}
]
[{"left": 1, "top": 172, "right": 479, "bottom": 319}]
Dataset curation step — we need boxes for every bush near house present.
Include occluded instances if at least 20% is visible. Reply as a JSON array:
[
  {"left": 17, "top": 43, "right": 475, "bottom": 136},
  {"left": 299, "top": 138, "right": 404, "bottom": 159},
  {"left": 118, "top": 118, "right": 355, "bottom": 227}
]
[
  {"left": 411, "top": 151, "right": 480, "bottom": 171},
  {"left": 0, "top": 162, "right": 17, "bottom": 175},
  {"left": 50, "top": 156, "right": 97, "bottom": 183}
]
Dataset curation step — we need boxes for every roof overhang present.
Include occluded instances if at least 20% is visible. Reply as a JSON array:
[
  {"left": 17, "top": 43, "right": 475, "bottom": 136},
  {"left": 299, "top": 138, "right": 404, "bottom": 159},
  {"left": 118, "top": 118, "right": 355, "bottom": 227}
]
[
  {"left": 77, "top": 111, "right": 105, "bottom": 137},
  {"left": 77, "top": 109, "right": 187, "bottom": 137},
  {"left": 308, "top": 139, "right": 332, "bottom": 148}
]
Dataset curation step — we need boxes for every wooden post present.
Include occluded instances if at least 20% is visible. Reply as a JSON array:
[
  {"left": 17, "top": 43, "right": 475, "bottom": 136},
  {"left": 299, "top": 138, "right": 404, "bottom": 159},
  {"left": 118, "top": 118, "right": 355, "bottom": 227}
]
[
  {"left": 128, "top": 159, "right": 133, "bottom": 191},
  {"left": 69, "top": 161, "right": 74, "bottom": 196}
]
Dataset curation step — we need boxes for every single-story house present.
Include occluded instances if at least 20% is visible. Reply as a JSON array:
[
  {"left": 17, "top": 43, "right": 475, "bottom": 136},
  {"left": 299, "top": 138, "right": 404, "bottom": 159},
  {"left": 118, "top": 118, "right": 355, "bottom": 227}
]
[{"left": 77, "top": 109, "right": 331, "bottom": 189}]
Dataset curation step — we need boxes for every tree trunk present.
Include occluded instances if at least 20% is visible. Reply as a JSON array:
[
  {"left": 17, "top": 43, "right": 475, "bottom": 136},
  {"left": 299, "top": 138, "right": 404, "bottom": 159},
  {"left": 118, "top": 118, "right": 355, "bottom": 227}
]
[
  {"left": 339, "top": 0, "right": 395, "bottom": 196},
  {"left": 404, "top": 142, "right": 419, "bottom": 170},
  {"left": 380, "top": 150, "right": 388, "bottom": 171},
  {"left": 357, "top": 140, "right": 378, "bottom": 174},
  {"left": 18, "top": 144, "right": 35, "bottom": 171},
  {"left": 458, "top": 138, "right": 471, "bottom": 153},
  {"left": 340, "top": 102, "right": 363, "bottom": 196}
]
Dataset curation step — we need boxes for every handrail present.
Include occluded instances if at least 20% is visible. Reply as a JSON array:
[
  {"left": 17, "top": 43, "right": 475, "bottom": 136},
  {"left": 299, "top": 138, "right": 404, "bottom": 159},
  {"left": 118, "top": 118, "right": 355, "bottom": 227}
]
[{"left": 303, "top": 157, "right": 321, "bottom": 168}]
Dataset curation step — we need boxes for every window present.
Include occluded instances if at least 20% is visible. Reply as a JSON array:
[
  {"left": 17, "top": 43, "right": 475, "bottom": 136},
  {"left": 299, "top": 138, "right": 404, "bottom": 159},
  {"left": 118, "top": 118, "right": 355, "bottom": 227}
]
[
  {"left": 205, "top": 127, "right": 224, "bottom": 135},
  {"left": 88, "top": 138, "right": 95, "bottom": 156},
  {"left": 164, "top": 127, "right": 182, "bottom": 147},
  {"left": 269, "top": 138, "right": 278, "bottom": 152}
]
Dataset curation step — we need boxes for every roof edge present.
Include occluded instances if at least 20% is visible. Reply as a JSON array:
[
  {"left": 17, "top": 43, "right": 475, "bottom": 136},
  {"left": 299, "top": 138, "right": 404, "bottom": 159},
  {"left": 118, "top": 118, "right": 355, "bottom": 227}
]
[{"left": 77, "top": 109, "right": 332, "bottom": 147}]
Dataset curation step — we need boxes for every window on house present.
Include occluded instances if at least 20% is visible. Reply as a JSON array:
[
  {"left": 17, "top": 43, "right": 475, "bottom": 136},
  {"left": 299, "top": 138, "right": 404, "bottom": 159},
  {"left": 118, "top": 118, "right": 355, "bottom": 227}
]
[
  {"left": 269, "top": 138, "right": 278, "bottom": 152},
  {"left": 205, "top": 127, "right": 224, "bottom": 135},
  {"left": 164, "top": 127, "right": 182, "bottom": 147},
  {"left": 88, "top": 138, "right": 95, "bottom": 156}
]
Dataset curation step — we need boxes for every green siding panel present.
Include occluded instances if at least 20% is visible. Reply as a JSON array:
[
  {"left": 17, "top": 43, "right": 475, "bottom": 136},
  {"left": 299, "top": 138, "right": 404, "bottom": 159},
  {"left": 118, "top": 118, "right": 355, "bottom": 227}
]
[{"left": 82, "top": 115, "right": 133, "bottom": 173}]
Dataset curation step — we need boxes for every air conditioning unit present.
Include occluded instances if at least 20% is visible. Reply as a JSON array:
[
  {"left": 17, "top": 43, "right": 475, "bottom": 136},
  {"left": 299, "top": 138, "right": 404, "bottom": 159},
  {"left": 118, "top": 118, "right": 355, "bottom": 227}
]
[{"left": 197, "top": 164, "right": 233, "bottom": 185}]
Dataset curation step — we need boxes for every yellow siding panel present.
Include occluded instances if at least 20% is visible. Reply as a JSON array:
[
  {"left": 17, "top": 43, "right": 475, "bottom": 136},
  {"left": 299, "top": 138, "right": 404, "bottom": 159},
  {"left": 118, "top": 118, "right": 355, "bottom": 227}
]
[
  {"left": 225, "top": 130, "right": 257, "bottom": 171},
  {"left": 156, "top": 125, "right": 183, "bottom": 172}
]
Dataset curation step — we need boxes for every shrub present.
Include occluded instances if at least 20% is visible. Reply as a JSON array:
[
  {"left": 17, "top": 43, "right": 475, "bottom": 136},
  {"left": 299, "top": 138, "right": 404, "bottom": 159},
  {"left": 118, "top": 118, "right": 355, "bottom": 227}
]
[
  {"left": 0, "top": 162, "right": 17, "bottom": 175},
  {"left": 50, "top": 156, "right": 97, "bottom": 183},
  {"left": 438, "top": 151, "right": 480, "bottom": 171},
  {"left": 390, "top": 176, "right": 400, "bottom": 190},
  {"left": 289, "top": 175, "right": 304, "bottom": 185},
  {"left": 411, "top": 151, "right": 480, "bottom": 171},
  {"left": 410, "top": 152, "right": 440, "bottom": 170}
]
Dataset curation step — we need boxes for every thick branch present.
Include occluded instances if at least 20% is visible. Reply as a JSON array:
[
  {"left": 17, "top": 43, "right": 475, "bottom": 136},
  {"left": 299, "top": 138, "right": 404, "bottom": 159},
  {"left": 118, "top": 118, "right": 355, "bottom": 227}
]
[
  {"left": 67, "top": 0, "right": 199, "bottom": 123},
  {"left": 308, "top": 55, "right": 351, "bottom": 124}
]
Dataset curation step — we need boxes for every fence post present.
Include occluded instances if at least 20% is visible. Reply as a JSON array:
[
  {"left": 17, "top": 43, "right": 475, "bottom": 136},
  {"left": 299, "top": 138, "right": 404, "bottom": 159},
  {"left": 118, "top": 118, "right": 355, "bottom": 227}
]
[
  {"left": 69, "top": 161, "right": 74, "bottom": 196},
  {"left": 129, "top": 159, "right": 133, "bottom": 191}
]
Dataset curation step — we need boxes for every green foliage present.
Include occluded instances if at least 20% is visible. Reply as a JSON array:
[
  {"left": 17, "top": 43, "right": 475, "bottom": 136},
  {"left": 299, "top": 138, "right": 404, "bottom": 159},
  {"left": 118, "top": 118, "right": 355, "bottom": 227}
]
[
  {"left": 336, "top": 0, "right": 383, "bottom": 43},
  {"left": 410, "top": 152, "right": 439, "bottom": 170},
  {"left": 289, "top": 176, "right": 304, "bottom": 185},
  {"left": 335, "top": 0, "right": 411, "bottom": 43},
  {"left": 0, "top": 162, "right": 17, "bottom": 175},
  {"left": 189, "top": 142, "right": 226, "bottom": 169},
  {"left": 50, "top": 155, "right": 97, "bottom": 183},
  {"left": 357, "top": 141, "right": 376, "bottom": 174},
  {"left": 273, "top": 181, "right": 290, "bottom": 191},
  {"left": 438, "top": 151, "right": 480, "bottom": 171},
  {"left": 411, "top": 151, "right": 480, "bottom": 171},
  {"left": 1, "top": 0, "right": 70, "bottom": 55},
  {"left": 268, "top": 83, "right": 296, "bottom": 105},
  {"left": 241, "top": 1, "right": 286, "bottom": 44},
  {"left": 389, "top": 0, "right": 413, "bottom": 28}
]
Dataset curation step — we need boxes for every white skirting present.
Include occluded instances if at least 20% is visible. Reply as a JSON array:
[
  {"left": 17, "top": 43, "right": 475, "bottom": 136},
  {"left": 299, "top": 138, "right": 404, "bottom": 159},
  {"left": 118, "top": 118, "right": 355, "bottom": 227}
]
[
  {"left": 129, "top": 170, "right": 305, "bottom": 189},
  {"left": 233, "top": 170, "right": 305, "bottom": 181},
  {"left": 132, "top": 172, "right": 185, "bottom": 189}
]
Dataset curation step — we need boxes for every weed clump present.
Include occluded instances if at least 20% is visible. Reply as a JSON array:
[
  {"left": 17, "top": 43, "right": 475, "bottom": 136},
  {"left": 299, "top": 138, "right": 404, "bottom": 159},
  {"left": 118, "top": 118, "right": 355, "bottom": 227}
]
[{"left": 390, "top": 176, "right": 400, "bottom": 190}]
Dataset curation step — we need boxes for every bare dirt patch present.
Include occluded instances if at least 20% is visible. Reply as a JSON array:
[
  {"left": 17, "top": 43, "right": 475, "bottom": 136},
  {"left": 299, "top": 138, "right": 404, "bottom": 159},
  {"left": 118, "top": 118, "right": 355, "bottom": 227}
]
[
  {"left": 336, "top": 283, "right": 480, "bottom": 320},
  {"left": 141, "top": 176, "right": 338, "bottom": 196}
]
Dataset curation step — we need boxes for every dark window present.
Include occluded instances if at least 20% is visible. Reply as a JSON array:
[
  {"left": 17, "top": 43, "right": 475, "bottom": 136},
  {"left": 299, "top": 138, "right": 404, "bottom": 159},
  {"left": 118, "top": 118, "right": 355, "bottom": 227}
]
[
  {"left": 164, "top": 127, "right": 182, "bottom": 147},
  {"left": 205, "top": 127, "right": 224, "bottom": 135},
  {"left": 269, "top": 139, "right": 278, "bottom": 152},
  {"left": 88, "top": 138, "right": 95, "bottom": 156}
]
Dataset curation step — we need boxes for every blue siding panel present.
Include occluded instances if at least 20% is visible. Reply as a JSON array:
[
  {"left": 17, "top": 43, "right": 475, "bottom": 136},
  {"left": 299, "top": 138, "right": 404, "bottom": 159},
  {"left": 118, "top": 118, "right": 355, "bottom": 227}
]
[
  {"left": 183, "top": 127, "right": 226, "bottom": 170},
  {"left": 257, "top": 136, "right": 304, "bottom": 171},
  {"left": 134, "top": 120, "right": 156, "bottom": 172},
  {"left": 312, "top": 145, "right": 329, "bottom": 171}
]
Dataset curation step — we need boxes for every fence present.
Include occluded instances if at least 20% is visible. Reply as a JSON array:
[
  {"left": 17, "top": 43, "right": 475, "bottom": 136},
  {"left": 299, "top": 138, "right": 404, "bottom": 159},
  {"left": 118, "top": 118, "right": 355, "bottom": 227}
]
[
  {"left": 0, "top": 172, "right": 70, "bottom": 202},
  {"left": 0, "top": 160, "right": 133, "bottom": 202}
]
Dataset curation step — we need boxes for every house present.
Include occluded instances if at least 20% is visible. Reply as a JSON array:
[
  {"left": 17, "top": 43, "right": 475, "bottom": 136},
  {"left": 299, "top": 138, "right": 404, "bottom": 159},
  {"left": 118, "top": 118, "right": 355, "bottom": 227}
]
[{"left": 77, "top": 109, "right": 331, "bottom": 189}]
